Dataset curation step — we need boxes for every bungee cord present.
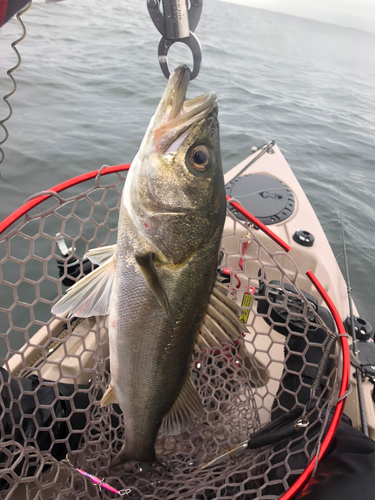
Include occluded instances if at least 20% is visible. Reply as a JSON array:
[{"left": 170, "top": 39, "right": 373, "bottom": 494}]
[{"left": 0, "top": 0, "right": 32, "bottom": 171}]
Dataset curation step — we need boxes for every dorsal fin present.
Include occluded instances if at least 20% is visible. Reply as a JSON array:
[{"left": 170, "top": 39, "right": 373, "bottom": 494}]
[
  {"left": 197, "top": 283, "right": 269, "bottom": 387},
  {"left": 195, "top": 282, "right": 246, "bottom": 347},
  {"left": 212, "top": 286, "right": 243, "bottom": 316}
]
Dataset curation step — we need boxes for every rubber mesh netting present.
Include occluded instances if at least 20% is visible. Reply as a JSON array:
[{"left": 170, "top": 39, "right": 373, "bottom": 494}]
[{"left": 0, "top": 168, "right": 343, "bottom": 499}]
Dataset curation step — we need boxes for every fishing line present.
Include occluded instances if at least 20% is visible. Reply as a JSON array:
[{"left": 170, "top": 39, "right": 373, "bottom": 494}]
[{"left": 0, "top": 0, "right": 32, "bottom": 171}]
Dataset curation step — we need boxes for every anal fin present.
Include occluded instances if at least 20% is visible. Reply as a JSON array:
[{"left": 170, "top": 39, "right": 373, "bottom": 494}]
[
  {"left": 160, "top": 377, "right": 203, "bottom": 436},
  {"left": 100, "top": 385, "right": 118, "bottom": 407}
]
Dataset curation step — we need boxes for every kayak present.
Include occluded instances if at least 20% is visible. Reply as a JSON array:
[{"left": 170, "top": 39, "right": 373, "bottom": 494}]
[{"left": 0, "top": 142, "right": 374, "bottom": 499}]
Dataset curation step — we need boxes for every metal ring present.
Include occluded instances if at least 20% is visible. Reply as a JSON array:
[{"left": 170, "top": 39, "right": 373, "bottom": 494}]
[
  {"left": 158, "top": 32, "right": 202, "bottom": 81},
  {"left": 118, "top": 489, "right": 132, "bottom": 496},
  {"left": 295, "top": 416, "right": 310, "bottom": 430}
]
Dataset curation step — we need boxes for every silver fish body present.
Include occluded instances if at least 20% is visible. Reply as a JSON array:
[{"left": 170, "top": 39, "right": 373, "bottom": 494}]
[
  {"left": 111, "top": 206, "right": 224, "bottom": 463},
  {"left": 52, "top": 65, "right": 226, "bottom": 465},
  {"left": 111, "top": 66, "right": 226, "bottom": 464}
]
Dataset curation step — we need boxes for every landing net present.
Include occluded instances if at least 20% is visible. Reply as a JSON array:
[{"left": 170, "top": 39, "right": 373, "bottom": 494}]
[{"left": 0, "top": 165, "right": 349, "bottom": 499}]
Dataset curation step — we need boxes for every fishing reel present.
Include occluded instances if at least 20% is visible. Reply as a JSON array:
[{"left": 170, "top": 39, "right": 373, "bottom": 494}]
[{"left": 346, "top": 315, "right": 375, "bottom": 405}]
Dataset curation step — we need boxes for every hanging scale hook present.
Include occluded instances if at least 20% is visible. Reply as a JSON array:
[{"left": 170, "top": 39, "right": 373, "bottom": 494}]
[{"left": 147, "top": 0, "right": 203, "bottom": 80}]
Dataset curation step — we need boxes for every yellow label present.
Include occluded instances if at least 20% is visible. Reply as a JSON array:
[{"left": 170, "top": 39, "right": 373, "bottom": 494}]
[{"left": 239, "top": 293, "right": 252, "bottom": 324}]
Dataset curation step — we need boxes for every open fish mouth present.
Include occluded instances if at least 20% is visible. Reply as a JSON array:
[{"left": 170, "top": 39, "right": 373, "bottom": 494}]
[{"left": 153, "top": 65, "right": 217, "bottom": 154}]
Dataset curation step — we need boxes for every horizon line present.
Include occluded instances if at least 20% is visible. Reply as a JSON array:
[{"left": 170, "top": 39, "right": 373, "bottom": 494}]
[{"left": 218, "top": 0, "right": 375, "bottom": 36}]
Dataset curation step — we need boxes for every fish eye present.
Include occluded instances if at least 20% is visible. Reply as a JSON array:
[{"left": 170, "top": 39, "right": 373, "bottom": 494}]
[{"left": 189, "top": 145, "right": 211, "bottom": 172}]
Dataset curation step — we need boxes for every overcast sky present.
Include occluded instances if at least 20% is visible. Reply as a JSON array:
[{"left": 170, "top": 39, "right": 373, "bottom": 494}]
[{"left": 219, "top": 0, "right": 375, "bottom": 33}]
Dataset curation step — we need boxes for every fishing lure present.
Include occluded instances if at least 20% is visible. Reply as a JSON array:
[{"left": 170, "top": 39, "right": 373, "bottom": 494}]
[{"left": 62, "top": 455, "right": 132, "bottom": 496}]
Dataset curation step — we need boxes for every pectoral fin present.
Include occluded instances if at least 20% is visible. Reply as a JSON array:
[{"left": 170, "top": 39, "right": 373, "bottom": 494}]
[
  {"left": 52, "top": 254, "right": 116, "bottom": 318},
  {"left": 135, "top": 252, "right": 175, "bottom": 325},
  {"left": 85, "top": 244, "right": 116, "bottom": 265},
  {"left": 160, "top": 377, "right": 203, "bottom": 436}
]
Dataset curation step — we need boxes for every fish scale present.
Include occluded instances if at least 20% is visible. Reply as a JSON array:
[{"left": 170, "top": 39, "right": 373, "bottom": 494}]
[
  {"left": 52, "top": 65, "right": 229, "bottom": 466},
  {"left": 110, "top": 210, "right": 221, "bottom": 463}
]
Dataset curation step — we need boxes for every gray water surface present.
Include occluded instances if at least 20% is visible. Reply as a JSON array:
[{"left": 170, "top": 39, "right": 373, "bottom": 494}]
[{"left": 0, "top": 0, "right": 374, "bottom": 327}]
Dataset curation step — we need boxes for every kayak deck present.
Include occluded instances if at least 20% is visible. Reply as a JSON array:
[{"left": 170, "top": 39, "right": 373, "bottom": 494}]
[{"left": 0, "top": 144, "right": 368, "bottom": 499}]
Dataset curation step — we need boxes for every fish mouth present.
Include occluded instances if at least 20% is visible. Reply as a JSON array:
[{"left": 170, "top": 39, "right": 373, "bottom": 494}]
[{"left": 153, "top": 65, "right": 217, "bottom": 154}]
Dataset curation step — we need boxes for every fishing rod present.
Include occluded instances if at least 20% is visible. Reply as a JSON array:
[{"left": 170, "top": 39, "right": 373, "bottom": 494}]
[{"left": 337, "top": 186, "right": 368, "bottom": 436}]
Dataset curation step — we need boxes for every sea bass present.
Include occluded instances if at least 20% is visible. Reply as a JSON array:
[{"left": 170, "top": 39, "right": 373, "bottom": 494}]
[{"left": 52, "top": 65, "right": 245, "bottom": 466}]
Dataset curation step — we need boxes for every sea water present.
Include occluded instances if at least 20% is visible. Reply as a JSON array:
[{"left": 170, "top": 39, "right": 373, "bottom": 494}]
[{"left": 0, "top": 0, "right": 374, "bottom": 329}]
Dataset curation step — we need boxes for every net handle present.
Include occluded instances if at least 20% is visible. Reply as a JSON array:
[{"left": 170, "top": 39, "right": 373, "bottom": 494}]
[{"left": 279, "top": 270, "right": 350, "bottom": 500}]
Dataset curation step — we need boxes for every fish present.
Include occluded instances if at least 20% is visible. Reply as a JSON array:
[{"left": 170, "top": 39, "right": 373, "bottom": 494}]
[{"left": 52, "top": 65, "right": 247, "bottom": 466}]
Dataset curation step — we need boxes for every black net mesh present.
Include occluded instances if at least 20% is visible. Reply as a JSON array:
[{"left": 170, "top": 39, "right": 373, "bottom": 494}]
[{"left": 0, "top": 168, "right": 343, "bottom": 499}]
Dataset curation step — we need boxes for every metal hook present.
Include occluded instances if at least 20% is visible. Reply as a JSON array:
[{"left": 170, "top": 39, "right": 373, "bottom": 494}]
[
  {"left": 96, "top": 478, "right": 105, "bottom": 491},
  {"left": 62, "top": 454, "right": 74, "bottom": 468}
]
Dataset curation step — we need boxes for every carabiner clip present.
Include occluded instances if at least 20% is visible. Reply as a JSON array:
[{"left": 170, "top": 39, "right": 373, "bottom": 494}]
[
  {"left": 158, "top": 33, "right": 202, "bottom": 80},
  {"left": 147, "top": 0, "right": 203, "bottom": 80}
]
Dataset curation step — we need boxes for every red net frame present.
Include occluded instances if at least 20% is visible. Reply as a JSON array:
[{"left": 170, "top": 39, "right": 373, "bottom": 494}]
[{"left": 0, "top": 164, "right": 350, "bottom": 499}]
